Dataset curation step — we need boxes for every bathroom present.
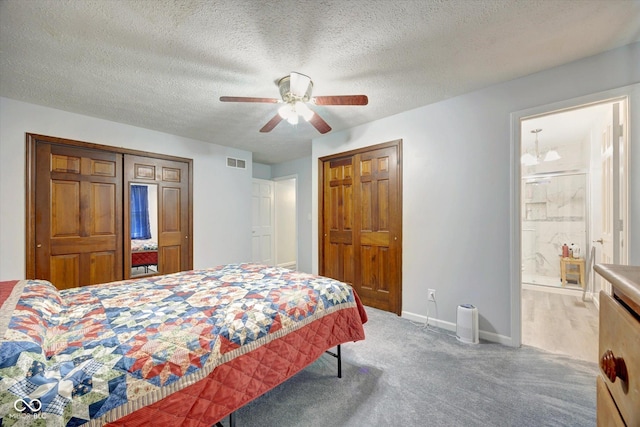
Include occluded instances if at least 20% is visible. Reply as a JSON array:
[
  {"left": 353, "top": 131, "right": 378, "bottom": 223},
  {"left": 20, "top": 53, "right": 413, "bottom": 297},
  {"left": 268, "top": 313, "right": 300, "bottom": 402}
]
[
  {"left": 522, "top": 173, "right": 587, "bottom": 288},
  {"left": 520, "top": 99, "right": 626, "bottom": 295}
]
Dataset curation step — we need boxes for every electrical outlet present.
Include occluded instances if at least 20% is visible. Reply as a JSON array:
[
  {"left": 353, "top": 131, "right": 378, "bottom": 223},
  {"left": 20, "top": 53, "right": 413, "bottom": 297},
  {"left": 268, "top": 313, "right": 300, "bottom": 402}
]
[{"left": 428, "top": 289, "right": 436, "bottom": 301}]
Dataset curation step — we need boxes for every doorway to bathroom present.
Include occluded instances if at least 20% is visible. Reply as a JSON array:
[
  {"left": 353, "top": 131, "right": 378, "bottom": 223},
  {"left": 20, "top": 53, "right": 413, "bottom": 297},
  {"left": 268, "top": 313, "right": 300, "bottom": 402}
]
[{"left": 519, "top": 97, "right": 628, "bottom": 361}]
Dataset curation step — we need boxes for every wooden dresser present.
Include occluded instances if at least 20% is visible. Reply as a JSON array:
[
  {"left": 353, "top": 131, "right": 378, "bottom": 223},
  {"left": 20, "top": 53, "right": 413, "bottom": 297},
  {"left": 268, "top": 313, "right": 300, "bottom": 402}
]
[{"left": 594, "top": 264, "right": 640, "bottom": 427}]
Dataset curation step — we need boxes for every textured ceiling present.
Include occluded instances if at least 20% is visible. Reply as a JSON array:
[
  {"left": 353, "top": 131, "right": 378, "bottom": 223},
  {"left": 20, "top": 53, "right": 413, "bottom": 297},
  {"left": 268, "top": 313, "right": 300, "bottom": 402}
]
[{"left": 1, "top": 1, "right": 639, "bottom": 164}]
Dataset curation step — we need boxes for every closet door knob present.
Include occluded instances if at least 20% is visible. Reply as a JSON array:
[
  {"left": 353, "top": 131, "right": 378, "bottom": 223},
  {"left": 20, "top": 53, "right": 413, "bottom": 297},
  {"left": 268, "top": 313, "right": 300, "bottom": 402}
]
[{"left": 36, "top": 244, "right": 42, "bottom": 248}]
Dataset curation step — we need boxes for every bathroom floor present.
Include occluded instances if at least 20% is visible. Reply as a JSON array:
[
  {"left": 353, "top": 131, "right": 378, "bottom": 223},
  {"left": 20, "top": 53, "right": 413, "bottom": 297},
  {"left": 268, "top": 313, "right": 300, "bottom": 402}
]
[{"left": 521, "top": 286, "right": 598, "bottom": 362}]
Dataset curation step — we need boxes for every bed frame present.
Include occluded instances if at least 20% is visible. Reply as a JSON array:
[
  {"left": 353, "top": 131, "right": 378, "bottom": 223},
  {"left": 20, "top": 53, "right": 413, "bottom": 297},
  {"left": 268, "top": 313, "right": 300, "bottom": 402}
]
[
  {"left": 130, "top": 249, "right": 158, "bottom": 273},
  {"left": 215, "top": 345, "right": 342, "bottom": 427}
]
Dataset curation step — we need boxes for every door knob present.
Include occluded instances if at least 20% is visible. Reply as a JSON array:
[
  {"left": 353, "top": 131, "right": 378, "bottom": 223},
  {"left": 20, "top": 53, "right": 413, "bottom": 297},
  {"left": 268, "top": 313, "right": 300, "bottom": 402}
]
[
  {"left": 36, "top": 244, "right": 42, "bottom": 248},
  {"left": 593, "top": 238, "right": 603, "bottom": 244}
]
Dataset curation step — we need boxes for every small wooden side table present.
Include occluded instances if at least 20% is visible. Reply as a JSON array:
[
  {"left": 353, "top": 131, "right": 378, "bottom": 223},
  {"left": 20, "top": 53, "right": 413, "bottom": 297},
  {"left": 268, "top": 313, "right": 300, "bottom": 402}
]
[{"left": 559, "top": 257, "right": 585, "bottom": 288}]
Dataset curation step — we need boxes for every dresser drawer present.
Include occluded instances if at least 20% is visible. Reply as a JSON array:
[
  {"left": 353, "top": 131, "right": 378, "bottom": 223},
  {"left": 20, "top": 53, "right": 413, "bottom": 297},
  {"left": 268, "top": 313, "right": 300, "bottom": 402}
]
[
  {"left": 597, "top": 375, "right": 625, "bottom": 427},
  {"left": 599, "top": 291, "right": 640, "bottom": 426}
]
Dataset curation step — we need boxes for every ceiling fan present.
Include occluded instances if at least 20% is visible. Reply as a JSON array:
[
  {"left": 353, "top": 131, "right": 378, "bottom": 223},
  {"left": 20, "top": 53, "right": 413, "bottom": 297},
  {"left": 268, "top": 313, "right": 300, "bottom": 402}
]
[{"left": 219, "top": 72, "right": 368, "bottom": 134}]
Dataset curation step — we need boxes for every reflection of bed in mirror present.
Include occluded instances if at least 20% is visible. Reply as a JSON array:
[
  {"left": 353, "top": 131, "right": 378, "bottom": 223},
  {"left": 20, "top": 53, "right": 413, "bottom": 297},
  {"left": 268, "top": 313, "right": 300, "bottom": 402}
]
[
  {"left": 131, "top": 239, "right": 158, "bottom": 273},
  {"left": 130, "top": 182, "right": 158, "bottom": 276}
]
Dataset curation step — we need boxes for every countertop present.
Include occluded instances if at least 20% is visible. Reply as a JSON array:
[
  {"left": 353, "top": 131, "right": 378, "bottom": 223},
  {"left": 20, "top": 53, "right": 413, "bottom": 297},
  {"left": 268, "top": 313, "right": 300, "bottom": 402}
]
[{"left": 594, "top": 263, "right": 640, "bottom": 314}]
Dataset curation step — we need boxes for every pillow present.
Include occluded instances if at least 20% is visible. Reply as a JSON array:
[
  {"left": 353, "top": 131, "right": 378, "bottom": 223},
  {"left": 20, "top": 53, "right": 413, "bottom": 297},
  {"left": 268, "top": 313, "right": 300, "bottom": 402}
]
[
  {"left": 2, "top": 280, "right": 62, "bottom": 352},
  {"left": 19, "top": 280, "right": 63, "bottom": 319},
  {"left": 0, "top": 280, "right": 54, "bottom": 369}
]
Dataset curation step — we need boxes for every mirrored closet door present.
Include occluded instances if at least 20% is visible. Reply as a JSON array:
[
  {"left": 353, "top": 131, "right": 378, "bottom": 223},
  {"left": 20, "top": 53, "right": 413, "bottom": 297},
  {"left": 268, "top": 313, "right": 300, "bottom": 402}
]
[{"left": 124, "top": 154, "right": 191, "bottom": 279}]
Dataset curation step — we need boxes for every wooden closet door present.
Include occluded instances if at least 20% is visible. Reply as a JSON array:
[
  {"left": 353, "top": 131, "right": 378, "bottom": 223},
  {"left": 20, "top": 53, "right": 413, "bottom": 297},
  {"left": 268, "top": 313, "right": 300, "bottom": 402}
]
[
  {"left": 354, "top": 145, "right": 401, "bottom": 313},
  {"left": 34, "top": 142, "right": 123, "bottom": 289},
  {"left": 158, "top": 159, "right": 190, "bottom": 274},
  {"left": 320, "top": 140, "right": 402, "bottom": 315},
  {"left": 125, "top": 155, "right": 190, "bottom": 275},
  {"left": 322, "top": 157, "right": 356, "bottom": 284}
]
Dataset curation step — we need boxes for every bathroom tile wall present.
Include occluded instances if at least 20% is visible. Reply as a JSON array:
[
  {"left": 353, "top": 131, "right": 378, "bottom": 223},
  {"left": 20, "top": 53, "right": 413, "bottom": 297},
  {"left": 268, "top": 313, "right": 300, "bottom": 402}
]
[{"left": 522, "top": 173, "right": 587, "bottom": 281}]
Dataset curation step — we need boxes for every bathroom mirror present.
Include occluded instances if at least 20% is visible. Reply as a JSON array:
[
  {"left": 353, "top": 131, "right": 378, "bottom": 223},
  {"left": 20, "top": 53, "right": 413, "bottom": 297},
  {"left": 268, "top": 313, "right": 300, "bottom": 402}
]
[{"left": 129, "top": 183, "right": 159, "bottom": 278}]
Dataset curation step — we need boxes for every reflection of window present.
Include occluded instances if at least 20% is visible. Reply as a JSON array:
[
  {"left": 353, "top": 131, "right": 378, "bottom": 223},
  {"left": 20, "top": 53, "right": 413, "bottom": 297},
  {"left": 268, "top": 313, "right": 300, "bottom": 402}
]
[{"left": 130, "top": 185, "right": 151, "bottom": 239}]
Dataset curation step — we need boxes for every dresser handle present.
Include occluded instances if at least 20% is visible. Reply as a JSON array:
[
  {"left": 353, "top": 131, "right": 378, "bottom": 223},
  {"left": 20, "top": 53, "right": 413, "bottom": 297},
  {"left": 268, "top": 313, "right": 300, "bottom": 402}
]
[{"left": 600, "top": 349, "right": 628, "bottom": 383}]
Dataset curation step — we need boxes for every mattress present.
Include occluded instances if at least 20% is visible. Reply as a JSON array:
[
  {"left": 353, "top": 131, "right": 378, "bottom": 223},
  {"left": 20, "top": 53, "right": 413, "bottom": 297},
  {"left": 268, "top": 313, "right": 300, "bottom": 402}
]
[{"left": 130, "top": 240, "right": 158, "bottom": 252}]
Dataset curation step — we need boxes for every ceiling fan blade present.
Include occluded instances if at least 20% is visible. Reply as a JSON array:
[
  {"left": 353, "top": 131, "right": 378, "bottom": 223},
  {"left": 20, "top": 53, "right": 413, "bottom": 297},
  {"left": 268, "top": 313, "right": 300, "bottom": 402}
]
[
  {"left": 309, "top": 112, "right": 332, "bottom": 134},
  {"left": 259, "top": 114, "right": 284, "bottom": 133},
  {"left": 313, "top": 95, "right": 368, "bottom": 106},
  {"left": 220, "top": 96, "right": 279, "bottom": 103}
]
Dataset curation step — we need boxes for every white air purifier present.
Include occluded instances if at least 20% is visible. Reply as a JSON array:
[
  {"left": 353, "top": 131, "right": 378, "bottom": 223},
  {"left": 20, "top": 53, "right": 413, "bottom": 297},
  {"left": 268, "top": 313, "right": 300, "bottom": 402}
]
[{"left": 456, "top": 304, "right": 479, "bottom": 344}]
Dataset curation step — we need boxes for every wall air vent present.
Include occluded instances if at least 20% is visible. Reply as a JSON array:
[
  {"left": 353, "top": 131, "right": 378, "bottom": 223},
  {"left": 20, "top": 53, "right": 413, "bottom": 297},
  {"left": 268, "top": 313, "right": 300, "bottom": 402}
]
[{"left": 226, "top": 157, "right": 246, "bottom": 169}]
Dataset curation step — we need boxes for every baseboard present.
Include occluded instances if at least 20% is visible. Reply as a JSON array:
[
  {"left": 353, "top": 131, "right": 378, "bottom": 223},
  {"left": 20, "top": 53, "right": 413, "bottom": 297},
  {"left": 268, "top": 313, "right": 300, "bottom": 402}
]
[
  {"left": 402, "top": 310, "right": 455, "bottom": 332},
  {"left": 402, "top": 310, "right": 513, "bottom": 346},
  {"left": 277, "top": 262, "right": 297, "bottom": 270},
  {"left": 479, "top": 330, "right": 513, "bottom": 346}
]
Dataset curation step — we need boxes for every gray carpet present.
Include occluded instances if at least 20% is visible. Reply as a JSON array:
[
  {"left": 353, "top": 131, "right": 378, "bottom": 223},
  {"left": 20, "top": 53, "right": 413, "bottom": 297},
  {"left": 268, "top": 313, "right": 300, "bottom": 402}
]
[{"left": 222, "top": 307, "right": 598, "bottom": 426}]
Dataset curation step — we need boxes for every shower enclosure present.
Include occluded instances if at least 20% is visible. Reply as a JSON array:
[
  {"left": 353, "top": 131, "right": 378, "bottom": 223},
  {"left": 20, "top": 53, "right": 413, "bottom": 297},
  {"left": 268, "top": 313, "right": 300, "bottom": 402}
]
[{"left": 521, "top": 172, "right": 588, "bottom": 288}]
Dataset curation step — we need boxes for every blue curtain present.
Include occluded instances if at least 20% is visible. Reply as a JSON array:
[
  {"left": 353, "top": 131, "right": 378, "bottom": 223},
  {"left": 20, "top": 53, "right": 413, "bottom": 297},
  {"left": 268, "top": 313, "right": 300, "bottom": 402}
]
[{"left": 130, "top": 185, "right": 151, "bottom": 240}]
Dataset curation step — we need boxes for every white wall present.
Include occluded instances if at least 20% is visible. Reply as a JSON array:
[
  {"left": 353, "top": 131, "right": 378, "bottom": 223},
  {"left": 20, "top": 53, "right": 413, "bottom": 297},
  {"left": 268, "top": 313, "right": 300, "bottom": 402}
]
[
  {"left": 252, "top": 162, "right": 272, "bottom": 180},
  {"left": 311, "top": 42, "right": 640, "bottom": 344},
  {"left": 0, "top": 98, "right": 253, "bottom": 280}
]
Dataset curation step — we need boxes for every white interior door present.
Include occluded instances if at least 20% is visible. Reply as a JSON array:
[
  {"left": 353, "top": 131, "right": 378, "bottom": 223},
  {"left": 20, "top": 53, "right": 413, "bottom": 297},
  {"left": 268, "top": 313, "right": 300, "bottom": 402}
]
[
  {"left": 252, "top": 179, "right": 274, "bottom": 265},
  {"left": 274, "top": 177, "right": 297, "bottom": 269},
  {"left": 597, "top": 101, "right": 626, "bottom": 294}
]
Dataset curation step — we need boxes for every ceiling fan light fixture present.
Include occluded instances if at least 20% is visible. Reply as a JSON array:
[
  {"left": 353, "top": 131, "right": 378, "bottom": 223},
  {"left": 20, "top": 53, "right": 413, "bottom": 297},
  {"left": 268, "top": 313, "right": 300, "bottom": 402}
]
[
  {"left": 289, "top": 72, "right": 312, "bottom": 98},
  {"left": 279, "top": 72, "right": 313, "bottom": 103},
  {"left": 221, "top": 72, "right": 365, "bottom": 134},
  {"left": 287, "top": 113, "right": 299, "bottom": 125},
  {"left": 295, "top": 101, "right": 314, "bottom": 121},
  {"left": 278, "top": 104, "right": 293, "bottom": 119}
]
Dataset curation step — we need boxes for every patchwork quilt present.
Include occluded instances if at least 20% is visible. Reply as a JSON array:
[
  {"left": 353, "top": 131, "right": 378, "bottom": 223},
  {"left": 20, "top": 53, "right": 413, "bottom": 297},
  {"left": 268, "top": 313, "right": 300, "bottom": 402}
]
[
  {"left": 0, "top": 264, "right": 367, "bottom": 426},
  {"left": 130, "top": 240, "right": 158, "bottom": 252}
]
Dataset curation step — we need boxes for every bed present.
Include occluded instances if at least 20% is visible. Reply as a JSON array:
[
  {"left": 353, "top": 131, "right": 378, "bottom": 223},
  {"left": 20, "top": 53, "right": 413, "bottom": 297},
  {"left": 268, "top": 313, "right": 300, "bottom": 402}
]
[
  {"left": 0, "top": 263, "right": 367, "bottom": 426},
  {"left": 130, "top": 239, "right": 158, "bottom": 273}
]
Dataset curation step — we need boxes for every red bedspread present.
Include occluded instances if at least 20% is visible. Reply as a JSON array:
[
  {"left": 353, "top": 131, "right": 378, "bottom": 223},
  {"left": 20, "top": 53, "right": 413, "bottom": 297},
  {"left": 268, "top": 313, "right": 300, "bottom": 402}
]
[
  {"left": 131, "top": 250, "right": 158, "bottom": 267},
  {"left": 0, "top": 280, "right": 19, "bottom": 306},
  {"left": 109, "top": 295, "right": 366, "bottom": 426}
]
